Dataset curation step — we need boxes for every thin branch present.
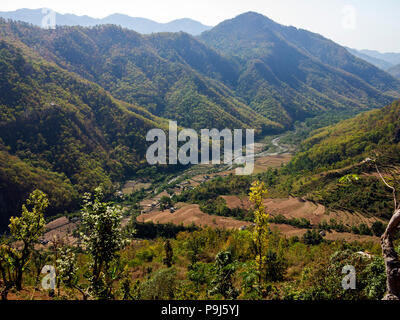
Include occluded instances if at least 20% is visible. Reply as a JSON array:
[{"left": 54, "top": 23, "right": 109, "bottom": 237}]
[{"left": 375, "top": 163, "right": 398, "bottom": 211}]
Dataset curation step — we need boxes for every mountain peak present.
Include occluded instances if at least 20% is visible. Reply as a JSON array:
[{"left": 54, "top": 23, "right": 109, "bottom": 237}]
[
  {"left": 204, "top": 10, "right": 277, "bottom": 37},
  {"left": 232, "top": 11, "right": 275, "bottom": 24}
]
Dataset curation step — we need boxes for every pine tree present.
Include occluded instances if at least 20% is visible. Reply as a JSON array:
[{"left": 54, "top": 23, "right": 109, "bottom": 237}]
[{"left": 163, "top": 239, "right": 173, "bottom": 268}]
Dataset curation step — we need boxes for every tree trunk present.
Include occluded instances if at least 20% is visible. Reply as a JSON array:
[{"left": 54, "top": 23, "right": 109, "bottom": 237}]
[
  {"left": 382, "top": 209, "right": 400, "bottom": 300},
  {"left": 15, "top": 268, "right": 23, "bottom": 291}
]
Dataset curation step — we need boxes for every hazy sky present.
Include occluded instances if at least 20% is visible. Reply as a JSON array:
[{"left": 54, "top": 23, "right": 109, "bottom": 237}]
[{"left": 1, "top": 0, "right": 399, "bottom": 52}]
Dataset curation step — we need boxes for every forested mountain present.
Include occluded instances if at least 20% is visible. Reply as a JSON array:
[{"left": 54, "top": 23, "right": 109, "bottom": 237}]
[
  {"left": 1, "top": 14, "right": 398, "bottom": 132},
  {"left": 0, "top": 12, "right": 399, "bottom": 230},
  {"left": 290, "top": 100, "right": 400, "bottom": 172},
  {"left": 284, "top": 99, "right": 400, "bottom": 219},
  {"left": 0, "top": 20, "right": 278, "bottom": 132},
  {"left": 200, "top": 12, "right": 400, "bottom": 126},
  {"left": 0, "top": 38, "right": 167, "bottom": 229},
  {"left": 388, "top": 64, "right": 400, "bottom": 79},
  {"left": 0, "top": 8, "right": 212, "bottom": 35}
]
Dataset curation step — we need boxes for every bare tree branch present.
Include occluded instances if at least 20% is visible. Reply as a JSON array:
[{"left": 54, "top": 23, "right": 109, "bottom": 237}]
[{"left": 375, "top": 163, "right": 398, "bottom": 210}]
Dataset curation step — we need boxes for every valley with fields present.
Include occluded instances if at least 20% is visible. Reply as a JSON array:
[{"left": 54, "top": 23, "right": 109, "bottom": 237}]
[{"left": 0, "top": 4, "right": 400, "bottom": 302}]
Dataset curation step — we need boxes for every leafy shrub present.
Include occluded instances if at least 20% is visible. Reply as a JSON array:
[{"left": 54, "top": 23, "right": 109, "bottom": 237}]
[
  {"left": 302, "top": 230, "right": 323, "bottom": 245},
  {"left": 140, "top": 268, "right": 177, "bottom": 300}
]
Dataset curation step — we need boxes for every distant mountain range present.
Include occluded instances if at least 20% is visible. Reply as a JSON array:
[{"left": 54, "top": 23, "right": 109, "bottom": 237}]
[
  {"left": 0, "top": 8, "right": 212, "bottom": 35},
  {"left": 347, "top": 47, "right": 400, "bottom": 77},
  {"left": 359, "top": 49, "right": 400, "bottom": 66},
  {"left": 346, "top": 48, "right": 393, "bottom": 71}
]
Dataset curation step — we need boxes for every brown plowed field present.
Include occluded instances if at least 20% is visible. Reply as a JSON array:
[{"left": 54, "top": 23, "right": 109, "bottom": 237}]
[
  {"left": 223, "top": 195, "right": 382, "bottom": 227},
  {"left": 137, "top": 204, "right": 251, "bottom": 229}
]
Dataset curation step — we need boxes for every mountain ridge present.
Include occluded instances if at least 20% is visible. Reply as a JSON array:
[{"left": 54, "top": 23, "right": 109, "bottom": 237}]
[
  {"left": 1, "top": 11, "right": 400, "bottom": 229},
  {"left": 0, "top": 8, "right": 212, "bottom": 35},
  {"left": 346, "top": 47, "right": 394, "bottom": 71},
  {"left": 200, "top": 12, "right": 400, "bottom": 125}
]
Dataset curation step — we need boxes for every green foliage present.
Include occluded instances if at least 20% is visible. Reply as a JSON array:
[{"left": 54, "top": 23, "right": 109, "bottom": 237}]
[
  {"left": 131, "top": 221, "right": 198, "bottom": 240},
  {"left": 163, "top": 240, "right": 173, "bottom": 268},
  {"left": 239, "top": 261, "right": 261, "bottom": 299},
  {"left": 209, "top": 250, "right": 238, "bottom": 300},
  {"left": 187, "top": 262, "right": 215, "bottom": 299},
  {"left": 291, "top": 249, "right": 386, "bottom": 300},
  {"left": 56, "top": 247, "right": 87, "bottom": 299},
  {"left": 302, "top": 230, "right": 323, "bottom": 245},
  {"left": 273, "top": 100, "right": 400, "bottom": 219},
  {"left": 0, "top": 21, "right": 278, "bottom": 134},
  {"left": 140, "top": 268, "right": 177, "bottom": 300},
  {"left": 0, "top": 38, "right": 164, "bottom": 230},
  {"left": 0, "top": 190, "right": 48, "bottom": 294},
  {"left": 362, "top": 256, "right": 386, "bottom": 299},
  {"left": 265, "top": 249, "right": 287, "bottom": 282},
  {"left": 270, "top": 214, "right": 311, "bottom": 229},
  {"left": 80, "top": 187, "right": 130, "bottom": 299},
  {"left": 318, "top": 219, "right": 349, "bottom": 233},
  {"left": 8, "top": 190, "right": 48, "bottom": 244},
  {"left": 201, "top": 12, "right": 398, "bottom": 129},
  {"left": 371, "top": 221, "right": 386, "bottom": 237}
]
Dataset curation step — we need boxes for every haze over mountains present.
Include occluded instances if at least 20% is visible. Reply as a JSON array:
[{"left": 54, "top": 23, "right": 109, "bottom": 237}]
[
  {"left": 388, "top": 64, "right": 400, "bottom": 80},
  {"left": 347, "top": 47, "right": 400, "bottom": 79},
  {"left": 0, "top": 10, "right": 399, "bottom": 228},
  {"left": 0, "top": 8, "right": 212, "bottom": 35}
]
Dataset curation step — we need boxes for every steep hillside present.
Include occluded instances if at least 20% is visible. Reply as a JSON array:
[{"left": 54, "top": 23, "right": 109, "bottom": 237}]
[
  {"left": 0, "top": 39, "right": 166, "bottom": 230},
  {"left": 0, "top": 20, "right": 278, "bottom": 132},
  {"left": 0, "top": 148, "right": 78, "bottom": 231},
  {"left": 283, "top": 100, "right": 400, "bottom": 219},
  {"left": 201, "top": 12, "right": 400, "bottom": 126},
  {"left": 290, "top": 100, "right": 400, "bottom": 172}
]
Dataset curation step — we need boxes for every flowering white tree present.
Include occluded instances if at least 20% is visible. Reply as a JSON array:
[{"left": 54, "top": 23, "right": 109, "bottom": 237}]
[
  {"left": 80, "top": 187, "right": 130, "bottom": 299},
  {"left": 56, "top": 247, "right": 88, "bottom": 299}
]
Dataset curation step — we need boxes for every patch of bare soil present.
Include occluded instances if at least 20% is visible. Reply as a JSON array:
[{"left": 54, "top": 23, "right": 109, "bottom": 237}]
[
  {"left": 263, "top": 197, "right": 383, "bottom": 227},
  {"left": 223, "top": 195, "right": 382, "bottom": 227},
  {"left": 222, "top": 195, "right": 253, "bottom": 210},
  {"left": 122, "top": 180, "right": 151, "bottom": 195},
  {"left": 268, "top": 224, "right": 379, "bottom": 243},
  {"left": 253, "top": 154, "right": 292, "bottom": 173},
  {"left": 37, "top": 217, "right": 78, "bottom": 248},
  {"left": 7, "top": 288, "right": 54, "bottom": 300},
  {"left": 137, "top": 204, "right": 250, "bottom": 230}
]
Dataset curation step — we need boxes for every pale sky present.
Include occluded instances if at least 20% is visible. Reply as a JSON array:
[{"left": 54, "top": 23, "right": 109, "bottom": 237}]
[{"left": 1, "top": 0, "right": 399, "bottom": 52}]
